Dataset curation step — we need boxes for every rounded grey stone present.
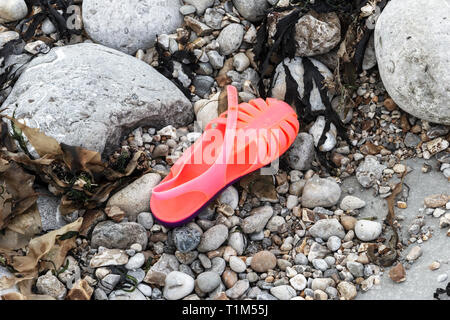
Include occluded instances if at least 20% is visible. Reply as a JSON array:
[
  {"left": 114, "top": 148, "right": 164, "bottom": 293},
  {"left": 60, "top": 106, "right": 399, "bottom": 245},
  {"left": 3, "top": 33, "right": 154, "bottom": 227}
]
[
  {"left": 301, "top": 176, "right": 342, "bottom": 208},
  {"left": 312, "top": 259, "right": 329, "bottom": 272},
  {"left": 217, "top": 23, "right": 244, "bottom": 55},
  {"left": 287, "top": 133, "right": 315, "bottom": 171},
  {"left": 173, "top": 226, "right": 202, "bottom": 253},
  {"left": 326, "top": 236, "right": 341, "bottom": 252},
  {"left": 309, "top": 219, "right": 345, "bottom": 240},
  {"left": 197, "top": 224, "right": 229, "bottom": 252},
  {"left": 0, "top": 0, "right": 28, "bottom": 24},
  {"left": 163, "top": 271, "right": 195, "bottom": 300},
  {"left": 354, "top": 220, "right": 382, "bottom": 242},
  {"left": 219, "top": 186, "right": 239, "bottom": 210},
  {"left": 91, "top": 221, "right": 148, "bottom": 250},
  {"left": 229, "top": 256, "right": 247, "bottom": 273},
  {"left": 196, "top": 271, "right": 221, "bottom": 293},
  {"left": 294, "top": 253, "right": 308, "bottom": 265},
  {"left": 137, "top": 212, "right": 154, "bottom": 230},
  {"left": 232, "top": 0, "right": 268, "bottom": 22},
  {"left": 125, "top": 253, "right": 146, "bottom": 270}
]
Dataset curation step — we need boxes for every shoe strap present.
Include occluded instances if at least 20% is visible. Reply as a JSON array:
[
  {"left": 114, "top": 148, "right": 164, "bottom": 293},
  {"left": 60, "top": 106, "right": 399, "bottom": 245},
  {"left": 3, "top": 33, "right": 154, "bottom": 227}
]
[{"left": 151, "top": 85, "right": 239, "bottom": 201}]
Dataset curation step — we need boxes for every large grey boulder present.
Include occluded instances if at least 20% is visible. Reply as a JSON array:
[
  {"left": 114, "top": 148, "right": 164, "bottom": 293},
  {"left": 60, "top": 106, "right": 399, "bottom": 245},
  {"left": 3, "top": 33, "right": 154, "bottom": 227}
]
[
  {"left": 2, "top": 43, "right": 193, "bottom": 155},
  {"left": 375, "top": 0, "right": 450, "bottom": 125},
  {"left": 82, "top": 0, "right": 183, "bottom": 54}
]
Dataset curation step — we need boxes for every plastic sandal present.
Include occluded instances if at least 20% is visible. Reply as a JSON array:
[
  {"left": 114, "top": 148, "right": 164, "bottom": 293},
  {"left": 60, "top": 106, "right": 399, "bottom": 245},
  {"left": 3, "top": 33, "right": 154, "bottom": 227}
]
[{"left": 150, "top": 85, "right": 299, "bottom": 227}]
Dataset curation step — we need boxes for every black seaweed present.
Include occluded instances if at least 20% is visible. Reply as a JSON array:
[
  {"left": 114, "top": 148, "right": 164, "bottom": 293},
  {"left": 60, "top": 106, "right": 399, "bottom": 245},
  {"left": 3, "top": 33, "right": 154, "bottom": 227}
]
[
  {"left": 22, "top": 0, "right": 82, "bottom": 41},
  {"left": 155, "top": 42, "right": 198, "bottom": 99}
]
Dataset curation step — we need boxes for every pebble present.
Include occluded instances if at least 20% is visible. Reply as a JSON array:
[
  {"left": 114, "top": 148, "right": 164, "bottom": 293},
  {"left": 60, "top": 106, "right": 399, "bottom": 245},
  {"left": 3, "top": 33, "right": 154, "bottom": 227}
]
[
  {"left": 100, "top": 274, "right": 121, "bottom": 293},
  {"left": 82, "top": 0, "right": 183, "bottom": 54},
  {"left": 251, "top": 251, "right": 277, "bottom": 273},
  {"left": 437, "top": 274, "right": 448, "bottom": 283},
  {"left": 389, "top": 263, "right": 406, "bottom": 283},
  {"left": 137, "top": 212, "right": 154, "bottom": 230},
  {"left": 226, "top": 279, "right": 249, "bottom": 299},
  {"left": 294, "top": 11, "right": 341, "bottom": 57},
  {"left": 180, "top": 5, "right": 196, "bottom": 15},
  {"left": 289, "top": 274, "right": 307, "bottom": 291},
  {"left": 109, "top": 289, "right": 147, "bottom": 300},
  {"left": 429, "top": 261, "right": 441, "bottom": 271},
  {"left": 287, "top": 133, "right": 316, "bottom": 171},
  {"left": 163, "top": 271, "right": 195, "bottom": 300},
  {"left": 309, "top": 218, "right": 345, "bottom": 240},
  {"left": 137, "top": 284, "right": 153, "bottom": 297},
  {"left": 125, "top": 253, "right": 145, "bottom": 270},
  {"left": 312, "top": 259, "right": 329, "bottom": 272},
  {"left": 107, "top": 173, "right": 161, "bottom": 220},
  {"left": 196, "top": 271, "right": 221, "bottom": 293},
  {"left": 340, "top": 196, "right": 366, "bottom": 211},
  {"left": 311, "top": 278, "right": 334, "bottom": 291},
  {"left": 144, "top": 254, "right": 180, "bottom": 286},
  {"left": 173, "top": 226, "right": 202, "bottom": 253},
  {"left": 91, "top": 221, "right": 148, "bottom": 250},
  {"left": 326, "top": 236, "right": 341, "bottom": 251},
  {"left": 89, "top": 248, "right": 129, "bottom": 268},
  {"left": 217, "top": 23, "right": 244, "bottom": 55},
  {"left": 232, "top": 0, "right": 268, "bottom": 22},
  {"left": 95, "top": 268, "right": 111, "bottom": 280},
  {"left": 197, "top": 224, "right": 228, "bottom": 252},
  {"left": 356, "top": 156, "right": 386, "bottom": 188},
  {"left": 229, "top": 256, "right": 246, "bottom": 273},
  {"left": 94, "top": 288, "right": 108, "bottom": 300},
  {"left": 340, "top": 216, "right": 357, "bottom": 231},
  {"left": 406, "top": 246, "right": 422, "bottom": 262},
  {"left": 41, "top": 18, "right": 56, "bottom": 35},
  {"left": 219, "top": 186, "right": 239, "bottom": 210},
  {"left": 354, "top": 220, "right": 382, "bottom": 241},
  {"left": 233, "top": 52, "right": 250, "bottom": 72},
  {"left": 0, "top": 0, "right": 28, "bottom": 24},
  {"left": 207, "top": 50, "right": 224, "bottom": 69},
  {"left": 127, "top": 269, "right": 146, "bottom": 284},
  {"left": 223, "top": 269, "right": 238, "bottom": 288},
  {"left": 302, "top": 176, "right": 342, "bottom": 208},
  {"left": 424, "top": 194, "right": 449, "bottom": 208},
  {"left": 228, "top": 231, "right": 246, "bottom": 255},
  {"left": 433, "top": 208, "right": 445, "bottom": 218},
  {"left": 266, "top": 216, "right": 286, "bottom": 233},
  {"left": 209, "top": 257, "right": 226, "bottom": 275},
  {"left": 309, "top": 116, "right": 337, "bottom": 152},
  {"left": 270, "top": 285, "right": 296, "bottom": 300},
  {"left": 294, "top": 253, "right": 308, "bottom": 265},
  {"left": 308, "top": 242, "right": 330, "bottom": 262},
  {"left": 241, "top": 206, "right": 273, "bottom": 234},
  {"left": 204, "top": 8, "right": 223, "bottom": 29},
  {"left": 337, "top": 281, "right": 357, "bottom": 300},
  {"left": 346, "top": 261, "right": 364, "bottom": 278},
  {"left": 184, "top": 0, "right": 214, "bottom": 15},
  {"left": 36, "top": 271, "right": 67, "bottom": 300}
]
